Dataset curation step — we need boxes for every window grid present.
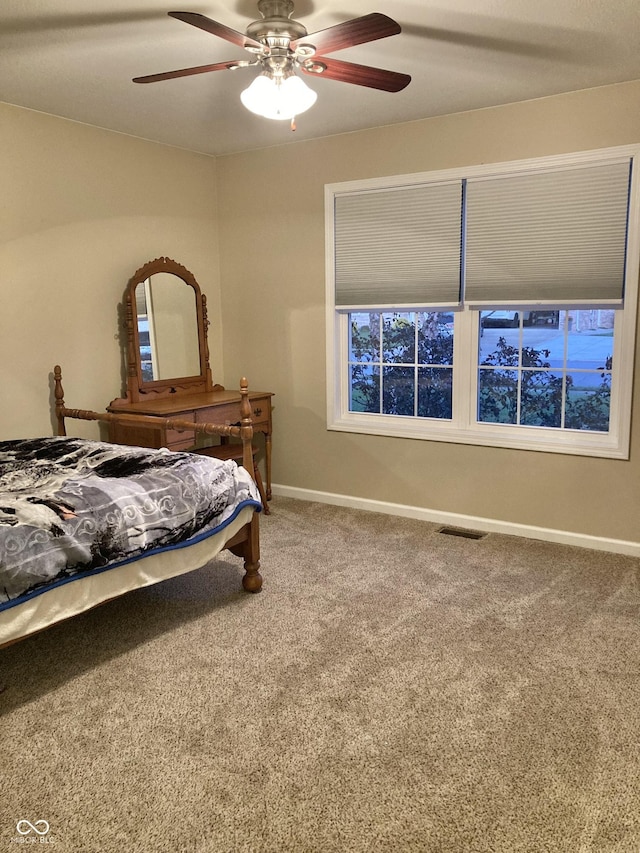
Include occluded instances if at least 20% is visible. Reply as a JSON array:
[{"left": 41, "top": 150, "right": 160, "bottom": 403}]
[
  {"left": 475, "top": 311, "right": 614, "bottom": 432},
  {"left": 348, "top": 312, "right": 455, "bottom": 419}
]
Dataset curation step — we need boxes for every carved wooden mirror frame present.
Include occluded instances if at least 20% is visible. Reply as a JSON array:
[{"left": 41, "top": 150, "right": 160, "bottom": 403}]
[{"left": 123, "top": 256, "right": 213, "bottom": 402}]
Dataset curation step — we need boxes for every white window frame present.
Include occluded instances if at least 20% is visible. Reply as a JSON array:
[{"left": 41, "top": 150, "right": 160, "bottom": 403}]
[{"left": 325, "top": 146, "right": 640, "bottom": 459}]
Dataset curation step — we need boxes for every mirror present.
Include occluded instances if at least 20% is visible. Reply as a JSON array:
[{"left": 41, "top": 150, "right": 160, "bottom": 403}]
[
  {"left": 135, "top": 273, "right": 200, "bottom": 382},
  {"left": 123, "top": 257, "right": 213, "bottom": 401}
]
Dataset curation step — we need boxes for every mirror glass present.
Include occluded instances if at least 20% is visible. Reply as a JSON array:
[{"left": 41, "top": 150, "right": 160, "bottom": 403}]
[{"left": 135, "top": 272, "right": 201, "bottom": 381}]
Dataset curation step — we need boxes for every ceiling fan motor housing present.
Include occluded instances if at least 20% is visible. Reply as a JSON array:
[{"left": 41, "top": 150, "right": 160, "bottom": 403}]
[
  {"left": 257, "top": 0, "right": 295, "bottom": 20},
  {"left": 247, "top": 0, "right": 308, "bottom": 50}
]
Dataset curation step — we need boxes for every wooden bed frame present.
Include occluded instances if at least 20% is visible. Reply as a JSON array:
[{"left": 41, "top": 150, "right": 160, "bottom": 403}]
[
  {"left": 52, "top": 365, "right": 262, "bottom": 594},
  {"left": 0, "top": 369, "right": 262, "bottom": 668}
]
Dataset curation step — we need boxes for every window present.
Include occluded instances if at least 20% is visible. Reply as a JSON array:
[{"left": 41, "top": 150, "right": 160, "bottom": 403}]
[{"left": 326, "top": 147, "right": 640, "bottom": 458}]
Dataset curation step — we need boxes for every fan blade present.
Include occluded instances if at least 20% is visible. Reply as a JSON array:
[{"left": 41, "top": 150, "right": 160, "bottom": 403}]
[
  {"left": 133, "top": 61, "right": 238, "bottom": 84},
  {"left": 291, "top": 12, "right": 400, "bottom": 55},
  {"left": 168, "top": 11, "right": 265, "bottom": 52},
  {"left": 302, "top": 57, "right": 410, "bottom": 92}
]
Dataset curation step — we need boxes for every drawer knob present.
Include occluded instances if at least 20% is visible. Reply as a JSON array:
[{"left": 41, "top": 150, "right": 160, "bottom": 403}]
[{"left": 254, "top": 407, "right": 262, "bottom": 417}]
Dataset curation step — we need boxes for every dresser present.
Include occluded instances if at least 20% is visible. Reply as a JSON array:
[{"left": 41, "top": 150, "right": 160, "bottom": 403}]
[
  {"left": 108, "top": 388, "right": 274, "bottom": 499},
  {"left": 109, "top": 256, "right": 274, "bottom": 497}
]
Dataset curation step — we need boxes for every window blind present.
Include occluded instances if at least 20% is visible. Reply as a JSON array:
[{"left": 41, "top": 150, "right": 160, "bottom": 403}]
[
  {"left": 464, "top": 159, "right": 632, "bottom": 306},
  {"left": 334, "top": 181, "right": 463, "bottom": 308}
]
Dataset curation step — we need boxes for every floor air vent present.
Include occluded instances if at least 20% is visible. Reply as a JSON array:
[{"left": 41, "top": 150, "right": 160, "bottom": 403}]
[{"left": 437, "top": 526, "right": 486, "bottom": 540}]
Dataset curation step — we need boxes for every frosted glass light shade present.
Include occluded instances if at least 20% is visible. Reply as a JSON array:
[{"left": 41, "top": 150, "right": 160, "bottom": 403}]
[{"left": 241, "top": 74, "right": 317, "bottom": 120}]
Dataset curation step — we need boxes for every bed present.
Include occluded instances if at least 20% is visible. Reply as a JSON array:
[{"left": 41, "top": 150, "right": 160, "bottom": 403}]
[{"left": 0, "top": 368, "right": 263, "bottom": 650}]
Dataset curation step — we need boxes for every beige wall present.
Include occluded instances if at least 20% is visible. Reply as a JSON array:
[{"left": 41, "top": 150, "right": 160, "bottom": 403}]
[
  {"left": 0, "top": 103, "right": 219, "bottom": 440},
  {"left": 217, "top": 81, "right": 640, "bottom": 542},
  {"left": 2, "top": 83, "right": 639, "bottom": 544}
]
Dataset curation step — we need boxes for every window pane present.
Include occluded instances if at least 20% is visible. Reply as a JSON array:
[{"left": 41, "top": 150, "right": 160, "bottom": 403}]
[
  {"left": 349, "top": 364, "right": 380, "bottom": 413},
  {"left": 520, "top": 322, "right": 564, "bottom": 376},
  {"left": 527, "top": 310, "right": 560, "bottom": 328},
  {"left": 521, "top": 341, "right": 554, "bottom": 368},
  {"left": 350, "top": 312, "right": 380, "bottom": 362},
  {"left": 520, "top": 371, "right": 563, "bottom": 427},
  {"left": 478, "top": 369, "right": 518, "bottom": 424},
  {"left": 417, "top": 312, "right": 454, "bottom": 365},
  {"left": 383, "top": 313, "right": 415, "bottom": 364},
  {"left": 564, "top": 372, "right": 611, "bottom": 431},
  {"left": 418, "top": 367, "right": 453, "bottom": 419},
  {"left": 566, "top": 310, "right": 614, "bottom": 370},
  {"left": 479, "top": 317, "right": 520, "bottom": 366},
  {"left": 481, "top": 310, "right": 521, "bottom": 329},
  {"left": 383, "top": 366, "right": 414, "bottom": 416}
]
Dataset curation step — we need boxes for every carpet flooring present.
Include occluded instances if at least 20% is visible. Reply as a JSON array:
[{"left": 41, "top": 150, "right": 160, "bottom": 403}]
[{"left": 1, "top": 497, "right": 639, "bottom": 852}]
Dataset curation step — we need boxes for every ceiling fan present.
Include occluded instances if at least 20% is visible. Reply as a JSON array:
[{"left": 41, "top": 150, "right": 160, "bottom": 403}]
[{"left": 133, "top": 1, "right": 411, "bottom": 124}]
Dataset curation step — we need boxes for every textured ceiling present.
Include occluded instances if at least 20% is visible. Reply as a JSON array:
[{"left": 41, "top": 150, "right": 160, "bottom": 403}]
[{"left": 1, "top": 1, "right": 639, "bottom": 156}]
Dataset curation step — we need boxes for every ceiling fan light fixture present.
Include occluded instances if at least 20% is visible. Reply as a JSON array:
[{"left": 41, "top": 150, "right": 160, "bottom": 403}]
[{"left": 240, "top": 72, "right": 317, "bottom": 120}]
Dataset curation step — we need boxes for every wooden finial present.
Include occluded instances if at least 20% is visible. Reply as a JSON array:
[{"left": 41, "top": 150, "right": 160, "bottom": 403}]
[{"left": 54, "top": 365, "right": 66, "bottom": 436}]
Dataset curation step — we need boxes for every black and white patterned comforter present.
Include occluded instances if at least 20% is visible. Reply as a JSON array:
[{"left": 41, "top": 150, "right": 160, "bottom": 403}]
[{"left": 0, "top": 437, "right": 262, "bottom": 610}]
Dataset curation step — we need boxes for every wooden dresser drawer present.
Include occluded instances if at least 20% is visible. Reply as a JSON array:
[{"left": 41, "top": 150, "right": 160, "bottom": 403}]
[
  {"left": 195, "top": 398, "right": 271, "bottom": 431},
  {"left": 109, "top": 421, "right": 163, "bottom": 449},
  {"left": 248, "top": 398, "right": 271, "bottom": 429},
  {"left": 109, "top": 420, "right": 195, "bottom": 451},
  {"left": 195, "top": 403, "right": 240, "bottom": 427},
  {"left": 164, "top": 429, "right": 195, "bottom": 450},
  {"left": 164, "top": 411, "right": 195, "bottom": 450}
]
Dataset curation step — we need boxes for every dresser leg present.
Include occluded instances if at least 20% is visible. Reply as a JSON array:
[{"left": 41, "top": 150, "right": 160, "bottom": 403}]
[{"left": 265, "top": 433, "right": 272, "bottom": 501}]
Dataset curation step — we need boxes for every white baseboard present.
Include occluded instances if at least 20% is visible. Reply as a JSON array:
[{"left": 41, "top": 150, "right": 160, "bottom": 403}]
[{"left": 271, "top": 484, "right": 640, "bottom": 558}]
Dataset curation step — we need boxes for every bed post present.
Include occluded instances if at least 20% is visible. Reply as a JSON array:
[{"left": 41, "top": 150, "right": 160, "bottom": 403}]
[
  {"left": 53, "top": 365, "right": 67, "bottom": 436},
  {"left": 241, "top": 514, "right": 262, "bottom": 592},
  {"left": 234, "top": 377, "right": 262, "bottom": 592},
  {"left": 238, "top": 377, "right": 254, "bottom": 474}
]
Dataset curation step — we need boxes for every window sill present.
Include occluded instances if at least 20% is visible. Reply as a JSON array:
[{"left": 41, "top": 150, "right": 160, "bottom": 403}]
[{"left": 328, "top": 413, "right": 629, "bottom": 459}]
